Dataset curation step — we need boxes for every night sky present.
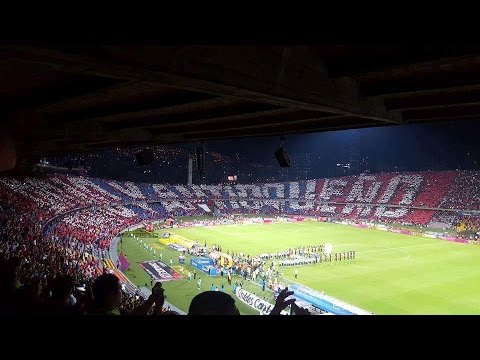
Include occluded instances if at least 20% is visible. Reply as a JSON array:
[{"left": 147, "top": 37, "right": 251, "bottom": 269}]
[
  {"left": 207, "top": 118, "right": 479, "bottom": 175},
  {"left": 48, "top": 118, "right": 480, "bottom": 184}
]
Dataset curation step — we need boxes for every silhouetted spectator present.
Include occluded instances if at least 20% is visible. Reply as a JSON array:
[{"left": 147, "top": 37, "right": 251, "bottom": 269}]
[
  {"left": 0, "top": 257, "right": 22, "bottom": 314},
  {"left": 188, "top": 291, "right": 240, "bottom": 315},
  {"left": 40, "top": 275, "right": 79, "bottom": 315},
  {"left": 89, "top": 274, "right": 164, "bottom": 315}
]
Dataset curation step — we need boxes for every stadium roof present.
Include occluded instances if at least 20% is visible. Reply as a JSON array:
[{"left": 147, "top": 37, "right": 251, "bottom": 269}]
[{"left": 3, "top": 45, "right": 480, "bottom": 164}]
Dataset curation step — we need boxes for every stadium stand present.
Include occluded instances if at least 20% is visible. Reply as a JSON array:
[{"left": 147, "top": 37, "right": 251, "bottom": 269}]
[
  {"left": 2, "top": 170, "right": 480, "bottom": 314},
  {"left": 2, "top": 171, "right": 480, "bottom": 235}
]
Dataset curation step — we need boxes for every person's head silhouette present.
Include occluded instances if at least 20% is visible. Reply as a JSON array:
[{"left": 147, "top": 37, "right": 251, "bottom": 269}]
[
  {"left": 188, "top": 291, "right": 240, "bottom": 315},
  {"left": 91, "top": 274, "right": 122, "bottom": 314}
]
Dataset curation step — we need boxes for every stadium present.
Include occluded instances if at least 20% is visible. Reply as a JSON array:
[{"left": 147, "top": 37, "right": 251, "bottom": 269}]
[
  {"left": 2, "top": 45, "right": 480, "bottom": 315},
  {"left": 2, "top": 171, "right": 480, "bottom": 314}
]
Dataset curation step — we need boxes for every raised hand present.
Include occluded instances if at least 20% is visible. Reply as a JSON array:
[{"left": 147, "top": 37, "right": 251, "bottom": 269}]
[{"left": 270, "top": 287, "right": 295, "bottom": 315}]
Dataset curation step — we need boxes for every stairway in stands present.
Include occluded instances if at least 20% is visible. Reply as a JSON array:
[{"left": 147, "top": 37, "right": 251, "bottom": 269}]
[{"left": 103, "top": 258, "right": 138, "bottom": 294}]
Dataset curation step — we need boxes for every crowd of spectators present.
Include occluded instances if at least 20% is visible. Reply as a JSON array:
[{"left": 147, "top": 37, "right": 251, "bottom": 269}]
[
  {"left": 438, "top": 171, "right": 480, "bottom": 211},
  {"left": 0, "top": 256, "right": 295, "bottom": 315},
  {"left": 1, "top": 171, "right": 479, "bottom": 230},
  {"left": 1, "top": 170, "right": 480, "bottom": 315}
]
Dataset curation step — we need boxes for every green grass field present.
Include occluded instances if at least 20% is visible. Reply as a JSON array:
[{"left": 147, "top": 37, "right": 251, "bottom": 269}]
[{"left": 118, "top": 221, "right": 480, "bottom": 314}]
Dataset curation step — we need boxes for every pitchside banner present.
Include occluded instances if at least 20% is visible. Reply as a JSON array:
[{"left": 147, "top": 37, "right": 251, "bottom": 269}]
[
  {"left": 235, "top": 287, "right": 288, "bottom": 315},
  {"left": 191, "top": 257, "right": 212, "bottom": 269},
  {"left": 139, "top": 260, "right": 182, "bottom": 281},
  {"left": 288, "top": 285, "right": 371, "bottom": 315},
  {"left": 190, "top": 257, "right": 217, "bottom": 275}
]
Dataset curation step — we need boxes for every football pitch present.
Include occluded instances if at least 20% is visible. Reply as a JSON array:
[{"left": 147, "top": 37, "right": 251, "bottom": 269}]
[{"left": 118, "top": 221, "right": 480, "bottom": 314}]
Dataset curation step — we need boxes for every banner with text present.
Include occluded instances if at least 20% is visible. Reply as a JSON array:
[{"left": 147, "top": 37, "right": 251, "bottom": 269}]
[
  {"left": 235, "top": 287, "right": 288, "bottom": 315},
  {"left": 190, "top": 257, "right": 218, "bottom": 275},
  {"left": 139, "top": 260, "right": 182, "bottom": 281}
]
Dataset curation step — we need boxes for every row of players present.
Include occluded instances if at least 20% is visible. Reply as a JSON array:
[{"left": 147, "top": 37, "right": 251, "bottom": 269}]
[{"left": 278, "top": 251, "right": 356, "bottom": 266}]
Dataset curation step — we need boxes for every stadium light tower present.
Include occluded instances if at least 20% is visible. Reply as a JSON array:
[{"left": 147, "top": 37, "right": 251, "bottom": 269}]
[
  {"left": 195, "top": 140, "right": 205, "bottom": 184},
  {"left": 188, "top": 155, "right": 193, "bottom": 185},
  {"left": 347, "top": 130, "right": 359, "bottom": 175}
]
